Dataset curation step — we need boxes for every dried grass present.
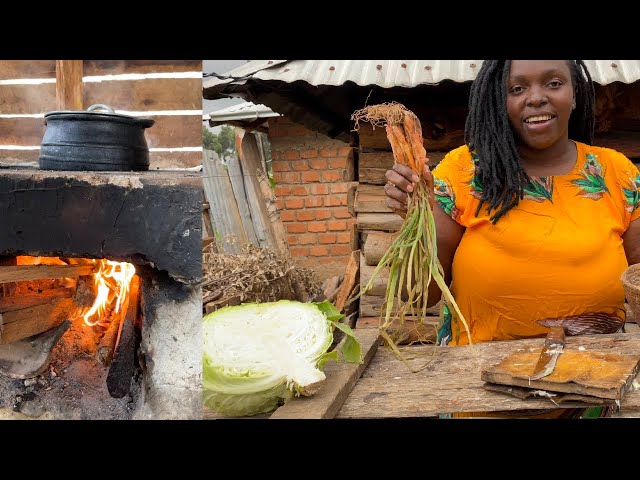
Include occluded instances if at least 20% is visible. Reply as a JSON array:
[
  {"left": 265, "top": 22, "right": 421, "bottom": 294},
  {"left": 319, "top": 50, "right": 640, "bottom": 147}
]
[{"left": 202, "top": 240, "right": 323, "bottom": 309}]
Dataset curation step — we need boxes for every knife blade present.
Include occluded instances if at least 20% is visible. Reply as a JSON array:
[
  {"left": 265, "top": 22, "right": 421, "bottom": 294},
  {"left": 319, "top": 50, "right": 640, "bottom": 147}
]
[{"left": 530, "top": 326, "right": 566, "bottom": 380}]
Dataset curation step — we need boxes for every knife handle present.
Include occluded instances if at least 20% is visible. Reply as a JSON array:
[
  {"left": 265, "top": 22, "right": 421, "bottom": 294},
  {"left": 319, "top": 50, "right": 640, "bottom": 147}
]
[{"left": 545, "top": 326, "right": 566, "bottom": 345}]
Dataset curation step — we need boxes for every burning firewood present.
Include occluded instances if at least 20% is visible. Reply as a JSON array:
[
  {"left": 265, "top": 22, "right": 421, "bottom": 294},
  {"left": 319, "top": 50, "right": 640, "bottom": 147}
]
[
  {"left": 73, "top": 276, "right": 98, "bottom": 308},
  {"left": 0, "top": 264, "right": 97, "bottom": 283},
  {"left": 0, "top": 298, "right": 74, "bottom": 345},
  {"left": 106, "top": 275, "right": 140, "bottom": 398},
  {"left": 96, "top": 298, "right": 129, "bottom": 366}
]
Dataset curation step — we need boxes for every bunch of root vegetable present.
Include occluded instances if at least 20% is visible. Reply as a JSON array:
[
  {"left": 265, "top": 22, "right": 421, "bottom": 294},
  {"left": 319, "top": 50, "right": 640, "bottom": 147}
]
[{"left": 352, "top": 102, "right": 471, "bottom": 365}]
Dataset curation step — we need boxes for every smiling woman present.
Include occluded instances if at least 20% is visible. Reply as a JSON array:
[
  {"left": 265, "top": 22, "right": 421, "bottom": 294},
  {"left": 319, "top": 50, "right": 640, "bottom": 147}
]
[{"left": 383, "top": 60, "right": 640, "bottom": 418}]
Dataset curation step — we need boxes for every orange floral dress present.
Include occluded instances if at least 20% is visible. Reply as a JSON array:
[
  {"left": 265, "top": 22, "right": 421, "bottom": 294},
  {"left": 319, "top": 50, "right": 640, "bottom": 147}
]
[{"left": 432, "top": 141, "right": 640, "bottom": 346}]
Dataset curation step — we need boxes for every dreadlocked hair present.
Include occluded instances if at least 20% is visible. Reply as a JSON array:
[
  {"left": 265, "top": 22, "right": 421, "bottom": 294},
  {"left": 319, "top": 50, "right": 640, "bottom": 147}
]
[{"left": 464, "top": 60, "right": 596, "bottom": 224}]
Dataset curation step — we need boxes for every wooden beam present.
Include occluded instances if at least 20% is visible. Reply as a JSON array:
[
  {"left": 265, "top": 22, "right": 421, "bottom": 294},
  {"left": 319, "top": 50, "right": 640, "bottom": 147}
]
[
  {"left": 56, "top": 60, "right": 84, "bottom": 111},
  {"left": 0, "top": 265, "right": 96, "bottom": 284},
  {"left": 0, "top": 287, "right": 73, "bottom": 313},
  {"left": 0, "top": 297, "right": 74, "bottom": 344},
  {"left": 334, "top": 250, "right": 360, "bottom": 312}
]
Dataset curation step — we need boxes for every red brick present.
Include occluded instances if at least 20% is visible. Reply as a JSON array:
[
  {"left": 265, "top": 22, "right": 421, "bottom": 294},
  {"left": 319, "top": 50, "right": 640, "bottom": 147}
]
[
  {"left": 276, "top": 198, "right": 284, "bottom": 209},
  {"left": 323, "top": 171, "right": 343, "bottom": 182},
  {"left": 315, "top": 209, "right": 332, "bottom": 220},
  {"left": 298, "top": 233, "right": 317, "bottom": 245},
  {"left": 338, "top": 146, "right": 353, "bottom": 156},
  {"left": 330, "top": 183, "right": 350, "bottom": 194},
  {"left": 309, "top": 245, "right": 330, "bottom": 256},
  {"left": 329, "top": 157, "right": 347, "bottom": 169},
  {"left": 280, "top": 210, "right": 295, "bottom": 222},
  {"left": 272, "top": 161, "right": 291, "bottom": 172},
  {"left": 296, "top": 210, "right": 315, "bottom": 221},
  {"left": 301, "top": 148, "right": 317, "bottom": 159},
  {"left": 324, "top": 196, "right": 344, "bottom": 207},
  {"left": 290, "top": 246, "right": 310, "bottom": 257},
  {"left": 305, "top": 197, "right": 324, "bottom": 207},
  {"left": 309, "top": 184, "right": 329, "bottom": 195},
  {"left": 286, "top": 223, "right": 306, "bottom": 234},
  {"left": 319, "top": 147, "right": 338, "bottom": 157},
  {"left": 333, "top": 207, "right": 352, "bottom": 219},
  {"left": 336, "top": 232, "right": 351, "bottom": 243},
  {"left": 331, "top": 245, "right": 353, "bottom": 255},
  {"left": 289, "top": 125, "right": 310, "bottom": 136},
  {"left": 307, "top": 222, "right": 327, "bottom": 233},
  {"left": 291, "top": 185, "right": 308, "bottom": 196},
  {"left": 283, "top": 149, "right": 300, "bottom": 161},
  {"left": 318, "top": 233, "right": 337, "bottom": 244},
  {"left": 275, "top": 185, "right": 291, "bottom": 196},
  {"left": 285, "top": 198, "right": 305, "bottom": 209},
  {"left": 328, "top": 220, "right": 347, "bottom": 231},
  {"left": 273, "top": 172, "right": 300, "bottom": 183},
  {"left": 287, "top": 235, "right": 298, "bottom": 245},
  {"left": 301, "top": 171, "right": 321, "bottom": 182},
  {"left": 292, "top": 160, "right": 310, "bottom": 171},
  {"left": 271, "top": 150, "right": 282, "bottom": 161},
  {"left": 309, "top": 158, "right": 328, "bottom": 169}
]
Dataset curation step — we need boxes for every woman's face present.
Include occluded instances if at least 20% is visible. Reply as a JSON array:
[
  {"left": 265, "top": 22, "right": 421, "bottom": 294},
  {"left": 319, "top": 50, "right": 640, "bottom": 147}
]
[{"left": 506, "top": 60, "right": 575, "bottom": 151}]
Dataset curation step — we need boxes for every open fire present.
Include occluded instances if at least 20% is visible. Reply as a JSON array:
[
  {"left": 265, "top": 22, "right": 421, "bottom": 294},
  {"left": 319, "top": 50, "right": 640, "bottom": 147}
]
[
  {"left": 0, "top": 255, "right": 143, "bottom": 417},
  {"left": 14, "top": 256, "right": 136, "bottom": 328}
]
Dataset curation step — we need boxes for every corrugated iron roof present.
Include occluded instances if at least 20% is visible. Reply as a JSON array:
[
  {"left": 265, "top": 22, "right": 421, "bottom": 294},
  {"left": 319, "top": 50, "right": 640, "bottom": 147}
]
[
  {"left": 203, "top": 60, "right": 640, "bottom": 143},
  {"left": 204, "top": 101, "right": 280, "bottom": 122},
  {"left": 204, "top": 60, "right": 640, "bottom": 92}
]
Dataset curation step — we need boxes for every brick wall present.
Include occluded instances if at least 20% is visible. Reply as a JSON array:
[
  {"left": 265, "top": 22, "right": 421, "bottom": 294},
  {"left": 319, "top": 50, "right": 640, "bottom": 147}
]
[{"left": 269, "top": 116, "right": 356, "bottom": 281}]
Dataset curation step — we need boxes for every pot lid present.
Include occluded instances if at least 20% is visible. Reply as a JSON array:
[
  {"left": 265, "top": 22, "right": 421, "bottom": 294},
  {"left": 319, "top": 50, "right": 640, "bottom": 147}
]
[{"left": 44, "top": 104, "right": 155, "bottom": 128}]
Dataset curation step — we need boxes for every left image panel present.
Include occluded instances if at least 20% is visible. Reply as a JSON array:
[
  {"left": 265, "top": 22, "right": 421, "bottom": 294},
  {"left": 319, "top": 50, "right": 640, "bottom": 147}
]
[{"left": 0, "top": 60, "right": 203, "bottom": 420}]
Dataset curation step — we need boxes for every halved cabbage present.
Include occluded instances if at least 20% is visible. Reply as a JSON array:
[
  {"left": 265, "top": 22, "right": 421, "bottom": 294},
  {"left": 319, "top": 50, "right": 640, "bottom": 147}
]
[{"left": 203, "top": 300, "right": 358, "bottom": 417}]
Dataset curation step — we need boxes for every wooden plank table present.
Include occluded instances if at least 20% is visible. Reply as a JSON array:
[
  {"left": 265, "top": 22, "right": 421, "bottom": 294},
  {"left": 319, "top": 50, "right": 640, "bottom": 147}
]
[{"left": 335, "top": 331, "right": 640, "bottom": 418}]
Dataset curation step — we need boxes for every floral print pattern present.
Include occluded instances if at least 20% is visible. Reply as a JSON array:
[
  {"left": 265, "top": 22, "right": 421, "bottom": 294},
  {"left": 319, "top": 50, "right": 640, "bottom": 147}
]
[
  {"left": 622, "top": 173, "right": 640, "bottom": 212},
  {"left": 572, "top": 153, "right": 609, "bottom": 200}
]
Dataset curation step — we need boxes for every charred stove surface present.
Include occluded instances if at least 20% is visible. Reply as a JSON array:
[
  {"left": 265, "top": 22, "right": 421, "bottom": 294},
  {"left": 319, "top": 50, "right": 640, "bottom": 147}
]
[{"left": 0, "top": 169, "right": 202, "bottom": 285}]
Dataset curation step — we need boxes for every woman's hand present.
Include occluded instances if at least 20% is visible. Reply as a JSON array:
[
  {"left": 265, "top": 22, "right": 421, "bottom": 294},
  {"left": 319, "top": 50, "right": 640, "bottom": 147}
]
[{"left": 384, "top": 160, "right": 434, "bottom": 217}]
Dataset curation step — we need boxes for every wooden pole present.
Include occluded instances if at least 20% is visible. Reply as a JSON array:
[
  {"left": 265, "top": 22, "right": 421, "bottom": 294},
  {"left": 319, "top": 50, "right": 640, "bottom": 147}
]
[{"left": 55, "top": 60, "right": 83, "bottom": 111}]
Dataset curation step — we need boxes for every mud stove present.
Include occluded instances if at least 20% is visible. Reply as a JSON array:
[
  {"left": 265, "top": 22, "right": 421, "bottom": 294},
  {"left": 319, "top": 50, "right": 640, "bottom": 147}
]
[{"left": 0, "top": 168, "right": 202, "bottom": 420}]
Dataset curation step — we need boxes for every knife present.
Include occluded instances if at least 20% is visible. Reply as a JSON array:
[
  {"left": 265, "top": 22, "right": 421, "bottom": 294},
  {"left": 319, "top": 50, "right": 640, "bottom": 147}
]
[{"left": 530, "top": 326, "right": 566, "bottom": 380}]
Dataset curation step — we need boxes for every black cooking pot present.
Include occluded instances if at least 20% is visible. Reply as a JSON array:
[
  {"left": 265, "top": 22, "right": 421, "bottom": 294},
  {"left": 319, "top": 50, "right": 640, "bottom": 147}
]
[{"left": 39, "top": 104, "right": 155, "bottom": 171}]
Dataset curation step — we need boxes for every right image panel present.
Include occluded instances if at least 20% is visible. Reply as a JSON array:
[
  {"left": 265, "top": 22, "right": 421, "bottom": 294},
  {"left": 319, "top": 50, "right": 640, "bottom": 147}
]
[{"left": 201, "top": 60, "right": 640, "bottom": 420}]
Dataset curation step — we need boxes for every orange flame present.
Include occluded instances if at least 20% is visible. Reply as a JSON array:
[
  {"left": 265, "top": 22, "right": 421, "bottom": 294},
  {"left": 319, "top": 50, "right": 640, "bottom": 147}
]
[
  {"left": 15, "top": 255, "right": 136, "bottom": 327},
  {"left": 82, "top": 260, "right": 136, "bottom": 326}
]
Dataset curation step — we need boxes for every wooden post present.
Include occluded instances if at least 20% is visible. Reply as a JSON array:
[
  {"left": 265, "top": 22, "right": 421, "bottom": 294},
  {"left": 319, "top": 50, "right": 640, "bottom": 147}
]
[{"left": 55, "top": 60, "right": 83, "bottom": 111}]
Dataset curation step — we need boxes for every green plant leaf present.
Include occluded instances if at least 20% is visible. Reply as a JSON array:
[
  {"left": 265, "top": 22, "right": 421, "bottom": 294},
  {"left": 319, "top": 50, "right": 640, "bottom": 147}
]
[
  {"left": 332, "top": 322, "right": 362, "bottom": 364},
  {"left": 317, "top": 350, "right": 339, "bottom": 369},
  {"left": 314, "top": 300, "right": 344, "bottom": 322}
]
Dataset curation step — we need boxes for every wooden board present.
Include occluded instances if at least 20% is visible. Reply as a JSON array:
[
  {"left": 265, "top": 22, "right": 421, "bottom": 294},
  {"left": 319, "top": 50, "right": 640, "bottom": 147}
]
[
  {"left": 481, "top": 347, "right": 640, "bottom": 400},
  {"left": 270, "top": 329, "right": 382, "bottom": 419},
  {"left": 84, "top": 78, "right": 202, "bottom": 111},
  {"left": 356, "top": 212, "right": 403, "bottom": 232},
  {"left": 336, "top": 332, "right": 640, "bottom": 418},
  {"left": 0, "top": 265, "right": 95, "bottom": 283}
]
